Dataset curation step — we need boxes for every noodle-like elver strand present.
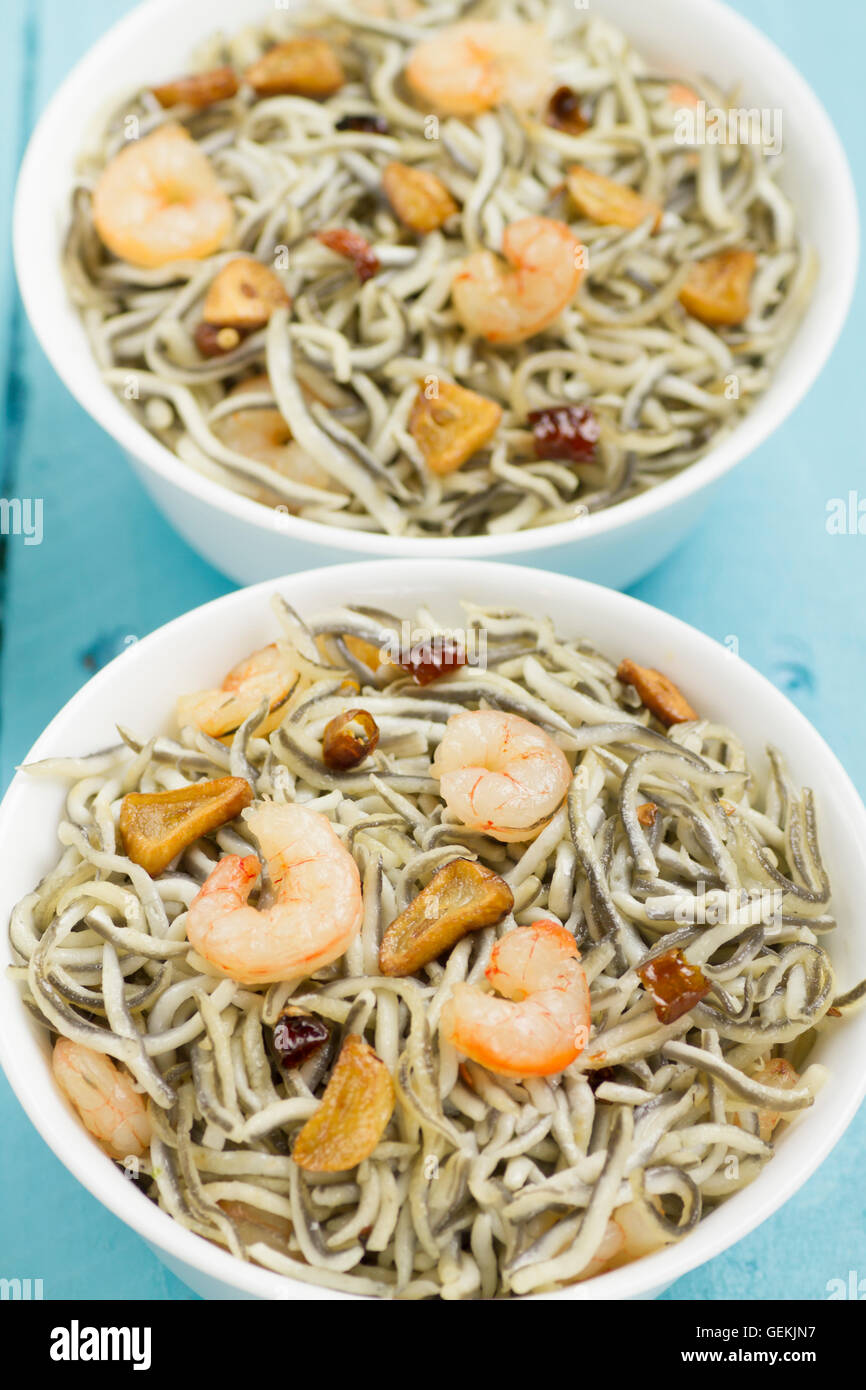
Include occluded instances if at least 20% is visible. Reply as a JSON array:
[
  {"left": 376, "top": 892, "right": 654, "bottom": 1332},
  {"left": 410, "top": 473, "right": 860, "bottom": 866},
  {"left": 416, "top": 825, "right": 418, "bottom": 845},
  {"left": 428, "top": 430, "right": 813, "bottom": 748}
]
[
  {"left": 64, "top": 0, "right": 813, "bottom": 538},
  {"left": 8, "top": 596, "right": 858, "bottom": 1299}
]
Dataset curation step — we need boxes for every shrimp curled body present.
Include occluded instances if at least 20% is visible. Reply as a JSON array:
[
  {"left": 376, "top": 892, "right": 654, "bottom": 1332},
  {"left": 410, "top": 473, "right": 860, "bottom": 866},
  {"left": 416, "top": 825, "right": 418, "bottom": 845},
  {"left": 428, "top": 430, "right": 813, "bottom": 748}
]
[
  {"left": 213, "top": 376, "right": 337, "bottom": 502},
  {"left": 186, "top": 802, "right": 363, "bottom": 984},
  {"left": 432, "top": 708, "right": 571, "bottom": 843},
  {"left": 441, "top": 920, "right": 591, "bottom": 1077},
  {"left": 92, "top": 122, "right": 234, "bottom": 268},
  {"left": 176, "top": 640, "right": 299, "bottom": 741},
  {"left": 405, "top": 21, "right": 553, "bottom": 117},
  {"left": 452, "top": 217, "right": 585, "bottom": 345},
  {"left": 52, "top": 1039, "right": 151, "bottom": 1161}
]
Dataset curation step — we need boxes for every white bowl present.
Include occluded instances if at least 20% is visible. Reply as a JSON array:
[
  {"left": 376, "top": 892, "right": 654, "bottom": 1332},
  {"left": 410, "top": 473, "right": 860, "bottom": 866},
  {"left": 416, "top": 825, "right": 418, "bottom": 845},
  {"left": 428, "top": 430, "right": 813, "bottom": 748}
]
[
  {"left": 1, "top": 558, "right": 865, "bottom": 1301},
  {"left": 13, "top": 0, "right": 858, "bottom": 589}
]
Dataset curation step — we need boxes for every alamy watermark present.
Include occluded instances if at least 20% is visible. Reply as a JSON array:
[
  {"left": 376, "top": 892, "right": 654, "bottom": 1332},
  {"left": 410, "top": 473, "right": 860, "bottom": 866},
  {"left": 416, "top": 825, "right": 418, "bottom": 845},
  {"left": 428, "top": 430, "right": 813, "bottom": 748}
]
[
  {"left": 673, "top": 100, "right": 783, "bottom": 156},
  {"left": 379, "top": 622, "right": 487, "bottom": 673},
  {"left": 825, "top": 1270, "right": 866, "bottom": 1300},
  {"left": 826, "top": 491, "right": 866, "bottom": 535},
  {"left": 0, "top": 497, "right": 43, "bottom": 546},
  {"left": 0, "top": 1276, "right": 44, "bottom": 1299},
  {"left": 50, "top": 1321, "right": 152, "bottom": 1370}
]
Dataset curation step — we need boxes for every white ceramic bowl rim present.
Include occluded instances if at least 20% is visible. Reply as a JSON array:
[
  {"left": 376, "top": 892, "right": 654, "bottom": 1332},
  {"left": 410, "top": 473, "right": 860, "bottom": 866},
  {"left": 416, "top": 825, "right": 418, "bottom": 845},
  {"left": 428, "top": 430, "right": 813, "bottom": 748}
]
[
  {"left": 12, "top": 0, "right": 860, "bottom": 559},
  {"left": 2, "top": 558, "right": 865, "bottom": 1301}
]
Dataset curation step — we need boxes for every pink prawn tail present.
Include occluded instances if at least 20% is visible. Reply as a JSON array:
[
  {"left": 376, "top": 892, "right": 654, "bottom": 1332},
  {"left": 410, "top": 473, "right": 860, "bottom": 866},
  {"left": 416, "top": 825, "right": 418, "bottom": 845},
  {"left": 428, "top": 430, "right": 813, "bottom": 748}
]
[
  {"left": 526, "top": 918, "right": 580, "bottom": 954},
  {"left": 187, "top": 854, "right": 261, "bottom": 959},
  {"left": 191, "top": 853, "right": 260, "bottom": 912}
]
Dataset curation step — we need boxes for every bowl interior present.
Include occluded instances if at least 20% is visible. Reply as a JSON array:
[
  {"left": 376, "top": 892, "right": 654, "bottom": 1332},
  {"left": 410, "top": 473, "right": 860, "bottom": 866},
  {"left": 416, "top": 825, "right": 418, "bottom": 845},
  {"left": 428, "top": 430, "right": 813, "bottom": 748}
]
[
  {"left": 13, "top": 0, "right": 858, "bottom": 559},
  {"left": 1, "top": 558, "right": 865, "bottom": 1300}
]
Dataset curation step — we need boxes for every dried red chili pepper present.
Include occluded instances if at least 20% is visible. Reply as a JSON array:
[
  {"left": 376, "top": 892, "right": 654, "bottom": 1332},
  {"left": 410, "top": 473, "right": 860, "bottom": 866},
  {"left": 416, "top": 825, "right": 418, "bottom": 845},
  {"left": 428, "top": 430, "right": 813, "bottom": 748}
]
[
  {"left": 587, "top": 1066, "right": 616, "bottom": 1092},
  {"left": 395, "top": 638, "right": 467, "bottom": 685},
  {"left": 322, "top": 708, "right": 380, "bottom": 769},
  {"left": 529, "top": 404, "right": 601, "bottom": 463},
  {"left": 194, "top": 322, "right": 244, "bottom": 357},
  {"left": 638, "top": 948, "right": 710, "bottom": 1024},
  {"left": 336, "top": 113, "right": 389, "bottom": 134},
  {"left": 546, "top": 85, "right": 588, "bottom": 135},
  {"left": 272, "top": 1010, "right": 330, "bottom": 1070},
  {"left": 316, "top": 228, "right": 380, "bottom": 282}
]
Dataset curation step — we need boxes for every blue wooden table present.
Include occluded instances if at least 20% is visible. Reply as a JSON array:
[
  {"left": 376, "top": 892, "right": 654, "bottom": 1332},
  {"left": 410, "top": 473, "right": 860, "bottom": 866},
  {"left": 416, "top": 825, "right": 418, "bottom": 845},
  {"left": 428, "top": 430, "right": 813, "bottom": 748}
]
[{"left": 1, "top": 0, "right": 863, "bottom": 1302}]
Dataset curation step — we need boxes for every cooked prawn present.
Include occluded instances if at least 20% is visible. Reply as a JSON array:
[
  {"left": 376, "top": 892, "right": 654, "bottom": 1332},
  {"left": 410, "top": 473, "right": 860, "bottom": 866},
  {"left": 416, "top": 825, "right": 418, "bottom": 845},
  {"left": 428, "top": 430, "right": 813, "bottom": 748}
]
[
  {"left": 432, "top": 708, "right": 572, "bottom": 843},
  {"left": 576, "top": 1202, "right": 673, "bottom": 1281},
  {"left": 213, "top": 375, "right": 337, "bottom": 501},
  {"left": 405, "top": 21, "right": 553, "bottom": 117},
  {"left": 667, "top": 83, "right": 700, "bottom": 109},
  {"left": 52, "top": 1039, "right": 151, "bottom": 1162},
  {"left": 452, "top": 217, "right": 585, "bottom": 345},
  {"left": 92, "top": 122, "right": 234, "bottom": 268},
  {"left": 186, "top": 802, "right": 363, "bottom": 984},
  {"left": 734, "top": 1056, "right": 802, "bottom": 1141},
  {"left": 576, "top": 1218, "right": 626, "bottom": 1281},
  {"left": 176, "top": 640, "right": 300, "bottom": 741},
  {"left": 441, "top": 920, "right": 590, "bottom": 1078}
]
